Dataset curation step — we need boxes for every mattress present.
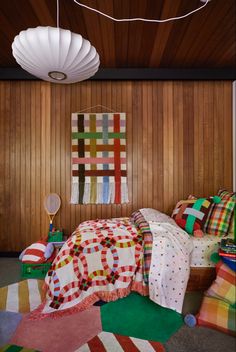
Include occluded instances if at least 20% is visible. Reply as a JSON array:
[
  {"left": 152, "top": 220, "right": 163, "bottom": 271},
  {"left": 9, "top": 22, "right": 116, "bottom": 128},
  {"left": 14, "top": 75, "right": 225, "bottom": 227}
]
[{"left": 190, "top": 234, "right": 233, "bottom": 268}]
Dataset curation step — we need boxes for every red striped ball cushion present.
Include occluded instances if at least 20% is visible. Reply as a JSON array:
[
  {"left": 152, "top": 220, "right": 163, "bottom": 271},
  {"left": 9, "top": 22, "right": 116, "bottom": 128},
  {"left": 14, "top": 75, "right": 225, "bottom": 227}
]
[{"left": 21, "top": 241, "right": 48, "bottom": 263}]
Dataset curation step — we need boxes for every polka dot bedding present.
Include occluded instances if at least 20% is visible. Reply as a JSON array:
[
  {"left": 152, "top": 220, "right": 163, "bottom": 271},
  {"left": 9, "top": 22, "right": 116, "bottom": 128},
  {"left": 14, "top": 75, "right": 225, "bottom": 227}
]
[
  {"left": 139, "top": 208, "right": 234, "bottom": 312},
  {"left": 190, "top": 233, "right": 233, "bottom": 267},
  {"left": 139, "top": 208, "right": 233, "bottom": 268},
  {"left": 147, "top": 221, "right": 193, "bottom": 313}
]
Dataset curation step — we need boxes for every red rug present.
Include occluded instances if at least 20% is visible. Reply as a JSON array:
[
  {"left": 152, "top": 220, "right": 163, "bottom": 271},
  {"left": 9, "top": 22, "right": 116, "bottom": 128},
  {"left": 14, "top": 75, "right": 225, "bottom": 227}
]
[{"left": 10, "top": 306, "right": 102, "bottom": 352}]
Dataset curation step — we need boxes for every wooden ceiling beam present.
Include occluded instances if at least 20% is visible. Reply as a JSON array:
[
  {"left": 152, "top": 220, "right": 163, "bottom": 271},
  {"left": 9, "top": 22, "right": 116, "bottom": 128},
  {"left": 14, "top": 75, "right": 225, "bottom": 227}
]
[{"left": 0, "top": 67, "right": 235, "bottom": 80}]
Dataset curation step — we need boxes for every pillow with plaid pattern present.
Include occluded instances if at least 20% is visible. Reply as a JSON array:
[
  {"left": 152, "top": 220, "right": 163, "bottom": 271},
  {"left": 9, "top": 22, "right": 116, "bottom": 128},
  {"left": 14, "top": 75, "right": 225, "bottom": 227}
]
[
  {"left": 206, "top": 261, "right": 236, "bottom": 305},
  {"left": 205, "top": 190, "right": 235, "bottom": 236},
  {"left": 197, "top": 296, "right": 236, "bottom": 336}
]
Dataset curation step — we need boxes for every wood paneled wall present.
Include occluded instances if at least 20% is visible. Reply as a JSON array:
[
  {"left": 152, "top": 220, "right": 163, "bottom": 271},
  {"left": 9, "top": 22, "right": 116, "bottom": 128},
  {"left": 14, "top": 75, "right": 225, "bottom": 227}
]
[{"left": 0, "top": 81, "right": 233, "bottom": 251}]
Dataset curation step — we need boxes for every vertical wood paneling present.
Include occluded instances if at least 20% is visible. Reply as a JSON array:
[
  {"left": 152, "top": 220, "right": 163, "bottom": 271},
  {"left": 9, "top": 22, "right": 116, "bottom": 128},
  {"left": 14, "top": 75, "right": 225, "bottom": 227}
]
[
  {"left": 163, "top": 82, "right": 174, "bottom": 214},
  {"left": 146, "top": 82, "right": 153, "bottom": 209},
  {"left": 0, "top": 81, "right": 233, "bottom": 251},
  {"left": 123, "top": 81, "right": 133, "bottom": 217},
  {"left": 183, "top": 82, "right": 194, "bottom": 197},
  {"left": 173, "top": 82, "right": 184, "bottom": 204},
  {"left": 194, "top": 81, "right": 204, "bottom": 196},
  {"left": 34, "top": 83, "right": 41, "bottom": 243},
  {"left": 223, "top": 82, "right": 233, "bottom": 189},
  {"left": 0, "top": 82, "right": 10, "bottom": 250},
  {"left": 152, "top": 82, "right": 164, "bottom": 211},
  {"left": 40, "top": 82, "right": 51, "bottom": 240}
]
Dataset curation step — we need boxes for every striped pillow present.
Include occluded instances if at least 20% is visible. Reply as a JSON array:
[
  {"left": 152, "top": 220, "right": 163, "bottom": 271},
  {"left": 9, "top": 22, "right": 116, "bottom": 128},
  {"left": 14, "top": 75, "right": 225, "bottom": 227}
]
[
  {"left": 205, "top": 190, "right": 235, "bottom": 236},
  {"left": 21, "top": 241, "right": 52, "bottom": 264},
  {"left": 206, "top": 261, "right": 236, "bottom": 305},
  {"left": 197, "top": 296, "right": 236, "bottom": 336},
  {"left": 172, "top": 198, "right": 214, "bottom": 235}
]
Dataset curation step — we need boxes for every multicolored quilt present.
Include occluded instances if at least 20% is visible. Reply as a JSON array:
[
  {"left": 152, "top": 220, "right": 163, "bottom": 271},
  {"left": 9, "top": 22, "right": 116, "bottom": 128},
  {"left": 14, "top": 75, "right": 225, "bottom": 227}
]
[
  {"left": 31, "top": 210, "right": 192, "bottom": 319},
  {"left": 32, "top": 217, "right": 146, "bottom": 319}
]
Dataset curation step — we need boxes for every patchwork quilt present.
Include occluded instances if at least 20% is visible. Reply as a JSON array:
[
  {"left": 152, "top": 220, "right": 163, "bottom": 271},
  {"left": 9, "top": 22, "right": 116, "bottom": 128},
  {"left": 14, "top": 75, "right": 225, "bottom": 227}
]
[{"left": 32, "top": 210, "right": 192, "bottom": 318}]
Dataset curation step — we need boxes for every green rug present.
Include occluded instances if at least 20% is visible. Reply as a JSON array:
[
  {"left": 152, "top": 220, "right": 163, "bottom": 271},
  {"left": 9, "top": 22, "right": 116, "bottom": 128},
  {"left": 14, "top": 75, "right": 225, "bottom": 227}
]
[
  {"left": 101, "top": 292, "right": 183, "bottom": 343},
  {"left": 0, "top": 345, "right": 39, "bottom": 352}
]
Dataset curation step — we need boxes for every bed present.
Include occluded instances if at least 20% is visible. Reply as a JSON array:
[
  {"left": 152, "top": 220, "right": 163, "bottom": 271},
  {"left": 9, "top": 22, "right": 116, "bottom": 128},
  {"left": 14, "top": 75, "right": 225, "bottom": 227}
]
[
  {"left": 187, "top": 233, "right": 234, "bottom": 291},
  {"left": 187, "top": 235, "right": 219, "bottom": 292},
  {"left": 31, "top": 208, "right": 232, "bottom": 319}
]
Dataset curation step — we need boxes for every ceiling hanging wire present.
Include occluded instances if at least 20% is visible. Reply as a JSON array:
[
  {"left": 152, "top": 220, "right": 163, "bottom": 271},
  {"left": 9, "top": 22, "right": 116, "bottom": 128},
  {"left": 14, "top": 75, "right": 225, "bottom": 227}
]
[{"left": 73, "top": 0, "right": 210, "bottom": 23}]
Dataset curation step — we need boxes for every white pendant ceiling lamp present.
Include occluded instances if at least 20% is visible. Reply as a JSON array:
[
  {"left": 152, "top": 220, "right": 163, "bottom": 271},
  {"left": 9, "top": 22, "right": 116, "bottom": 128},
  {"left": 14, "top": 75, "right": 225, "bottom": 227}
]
[{"left": 12, "top": 0, "right": 99, "bottom": 84}]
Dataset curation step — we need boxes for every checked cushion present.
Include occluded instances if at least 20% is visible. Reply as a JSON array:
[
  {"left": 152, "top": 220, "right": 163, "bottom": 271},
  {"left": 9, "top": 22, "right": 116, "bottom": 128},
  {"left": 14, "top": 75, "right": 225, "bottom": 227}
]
[{"left": 205, "top": 190, "right": 235, "bottom": 236}]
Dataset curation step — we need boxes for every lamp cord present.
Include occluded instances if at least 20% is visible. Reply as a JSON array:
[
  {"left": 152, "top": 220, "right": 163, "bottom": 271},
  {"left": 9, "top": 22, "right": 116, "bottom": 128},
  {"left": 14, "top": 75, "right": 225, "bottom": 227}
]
[
  {"left": 73, "top": 0, "right": 210, "bottom": 23},
  {"left": 57, "top": 0, "right": 59, "bottom": 27}
]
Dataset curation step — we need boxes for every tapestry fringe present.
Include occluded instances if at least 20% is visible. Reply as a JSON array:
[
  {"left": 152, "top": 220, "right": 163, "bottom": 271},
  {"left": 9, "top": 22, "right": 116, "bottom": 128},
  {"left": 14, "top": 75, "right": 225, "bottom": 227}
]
[{"left": 70, "top": 182, "right": 129, "bottom": 204}]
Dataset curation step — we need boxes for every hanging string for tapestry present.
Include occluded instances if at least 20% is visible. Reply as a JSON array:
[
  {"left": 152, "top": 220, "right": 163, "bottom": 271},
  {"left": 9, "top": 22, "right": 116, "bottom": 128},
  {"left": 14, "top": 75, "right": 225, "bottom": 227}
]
[{"left": 71, "top": 113, "right": 129, "bottom": 204}]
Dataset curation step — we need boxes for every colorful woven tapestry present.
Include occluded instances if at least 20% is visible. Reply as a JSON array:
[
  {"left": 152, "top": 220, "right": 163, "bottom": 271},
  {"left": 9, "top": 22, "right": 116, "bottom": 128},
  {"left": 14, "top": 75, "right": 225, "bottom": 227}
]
[{"left": 71, "top": 113, "right": 128, "bottom": 204}]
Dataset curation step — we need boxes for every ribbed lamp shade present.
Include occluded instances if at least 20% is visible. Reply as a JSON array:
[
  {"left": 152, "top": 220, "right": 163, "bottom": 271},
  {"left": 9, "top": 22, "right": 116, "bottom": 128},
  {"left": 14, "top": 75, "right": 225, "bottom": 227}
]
[{"left": 12, "top": 26, "right": 100, "bottom": 84}]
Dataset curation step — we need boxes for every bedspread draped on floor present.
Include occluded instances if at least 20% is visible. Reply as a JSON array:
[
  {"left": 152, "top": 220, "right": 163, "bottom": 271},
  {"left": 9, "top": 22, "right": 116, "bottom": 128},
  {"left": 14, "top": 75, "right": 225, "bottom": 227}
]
[{"left": 31, "top": 210, "right": 193, "bottom": 319}]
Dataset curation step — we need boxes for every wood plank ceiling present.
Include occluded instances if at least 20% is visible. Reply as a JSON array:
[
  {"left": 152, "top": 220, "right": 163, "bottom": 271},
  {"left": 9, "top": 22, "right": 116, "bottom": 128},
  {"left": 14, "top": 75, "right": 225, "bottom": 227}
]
[{"left": 0, "top": 0, "right": 235, "bottom": 69}]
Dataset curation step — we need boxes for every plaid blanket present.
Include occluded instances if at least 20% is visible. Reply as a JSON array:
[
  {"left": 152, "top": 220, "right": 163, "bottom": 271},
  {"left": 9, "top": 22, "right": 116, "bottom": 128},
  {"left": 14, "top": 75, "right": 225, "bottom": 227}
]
[
  {"left": 198, "top": 296, "right": 236, "bottom": 336},
  {"left": 207, "top": 261, "right": 236, "bottom": 305},
  {"left": 131, "top": 210, "right": 153, "bottom": 284}
]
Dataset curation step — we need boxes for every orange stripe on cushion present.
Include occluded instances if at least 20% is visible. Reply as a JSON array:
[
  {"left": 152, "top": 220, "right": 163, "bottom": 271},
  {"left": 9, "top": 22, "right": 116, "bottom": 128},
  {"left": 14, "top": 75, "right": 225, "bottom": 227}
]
[
  {"left": 115, "top": 334, "right": 139, "bottom": 352},
  {"left": 149, "top": 340, "right": 166, "bottom": 351},
  {"left": 87, "top": 335, "right": 106, "bottom": 352}
]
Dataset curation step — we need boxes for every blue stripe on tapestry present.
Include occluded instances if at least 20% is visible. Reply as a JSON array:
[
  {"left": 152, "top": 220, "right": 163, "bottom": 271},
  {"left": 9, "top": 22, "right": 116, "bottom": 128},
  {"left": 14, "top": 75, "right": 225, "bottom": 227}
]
[{"left": 102, "top": 114, "right": 109, "bottom": 203}]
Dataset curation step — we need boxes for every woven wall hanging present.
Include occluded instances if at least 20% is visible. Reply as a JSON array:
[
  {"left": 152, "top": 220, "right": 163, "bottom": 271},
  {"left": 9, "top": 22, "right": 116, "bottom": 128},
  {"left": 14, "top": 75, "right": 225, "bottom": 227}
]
[{"left": 71, "top": 113, "right": 128, "bottom": 204}]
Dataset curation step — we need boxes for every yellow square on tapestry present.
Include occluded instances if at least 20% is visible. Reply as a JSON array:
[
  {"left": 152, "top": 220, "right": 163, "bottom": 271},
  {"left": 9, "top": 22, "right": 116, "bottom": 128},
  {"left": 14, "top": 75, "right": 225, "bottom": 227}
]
[{"left": 71, "top": 113, "right": 129, "bottom": 204}]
